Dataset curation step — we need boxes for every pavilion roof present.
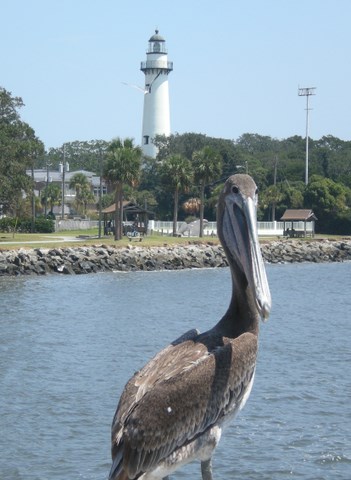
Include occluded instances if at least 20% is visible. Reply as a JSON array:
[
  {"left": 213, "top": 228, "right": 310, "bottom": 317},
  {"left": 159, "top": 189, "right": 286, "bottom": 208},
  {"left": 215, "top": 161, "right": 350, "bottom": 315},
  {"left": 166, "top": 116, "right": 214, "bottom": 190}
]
[
  {"left": 101, "top": 201, "right": 154, "bottom": 215},
  {"left": 280, "top": 209, "right": 317, "bottom": 221}
]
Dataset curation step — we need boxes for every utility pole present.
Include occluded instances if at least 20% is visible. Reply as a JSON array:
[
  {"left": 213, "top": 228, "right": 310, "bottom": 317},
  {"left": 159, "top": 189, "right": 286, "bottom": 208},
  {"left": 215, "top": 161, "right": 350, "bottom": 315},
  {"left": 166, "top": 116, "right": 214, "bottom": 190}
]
[
  {"left": 60, "top": 145, "right": 69, "bottom": 219},
  {"left": 298, "top": 87, "right": 316, "bottom": 185},
  {"left": 31, "top": 165, "right": 35, "bottom": 232},
  {"left": 98, "top": 149, "right": 103, "bottom": 238},
  {"left": 44, "top": 162, "right": 51, "bottom": 217},
  {"left": 271, "top": 156, "right": 278, "bottom": 221},
  {"left": 61, "top": 145, "right": 65, "bottom": 219}
]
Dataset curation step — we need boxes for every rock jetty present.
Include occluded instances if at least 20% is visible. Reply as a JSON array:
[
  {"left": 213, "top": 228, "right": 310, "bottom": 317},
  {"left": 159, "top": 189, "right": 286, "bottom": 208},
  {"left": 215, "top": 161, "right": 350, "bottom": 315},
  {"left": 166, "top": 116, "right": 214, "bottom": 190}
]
[{"left": 0, "top": 239, "right": 350, "bottom": 276}]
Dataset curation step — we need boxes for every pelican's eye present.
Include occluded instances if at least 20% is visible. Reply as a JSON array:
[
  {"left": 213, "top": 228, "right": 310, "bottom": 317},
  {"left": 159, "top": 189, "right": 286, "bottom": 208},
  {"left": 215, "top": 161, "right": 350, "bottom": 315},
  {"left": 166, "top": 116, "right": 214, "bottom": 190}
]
[{"left": 232, "top": 185, "right": 239, "bottom": 194}]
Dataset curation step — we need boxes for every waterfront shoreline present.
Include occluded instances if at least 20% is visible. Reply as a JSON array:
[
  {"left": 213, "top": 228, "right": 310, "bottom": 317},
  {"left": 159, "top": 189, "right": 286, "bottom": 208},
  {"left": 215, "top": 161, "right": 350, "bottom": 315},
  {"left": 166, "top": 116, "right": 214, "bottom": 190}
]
[{"left": 0, "top": 239, "right": 351, "bottom": 276}]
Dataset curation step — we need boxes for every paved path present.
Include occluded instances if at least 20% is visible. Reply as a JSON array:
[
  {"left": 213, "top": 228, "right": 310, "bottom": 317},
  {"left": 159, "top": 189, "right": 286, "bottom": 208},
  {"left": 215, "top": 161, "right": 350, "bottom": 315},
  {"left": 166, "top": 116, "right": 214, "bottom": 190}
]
[{"left": 0, "top": 235, "right": 85, "bottom": 245}]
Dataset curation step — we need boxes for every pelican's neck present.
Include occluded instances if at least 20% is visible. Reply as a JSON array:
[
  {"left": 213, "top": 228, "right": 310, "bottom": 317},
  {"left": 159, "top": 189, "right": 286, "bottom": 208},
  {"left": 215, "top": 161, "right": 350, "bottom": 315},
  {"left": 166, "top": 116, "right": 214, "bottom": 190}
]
[{"left": 214, "top": 265, "right": 260, "bottom": 339}]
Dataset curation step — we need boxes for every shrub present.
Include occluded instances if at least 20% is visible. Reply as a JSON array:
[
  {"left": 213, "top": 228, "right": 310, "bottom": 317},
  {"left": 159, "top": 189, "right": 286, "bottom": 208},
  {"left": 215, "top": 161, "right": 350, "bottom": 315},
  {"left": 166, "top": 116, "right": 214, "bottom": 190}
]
[
  {"left": 0, "top": 217, "right": 55, "bottom": 233},
  {"left": 34, "top": 217, "right": 55, "bottom": 233},
  {"left": 317, "top": 212, "right": 351, "bottom": 235},
  {"left": 0, "top": 217, "right": 16, "bottom": 232}
]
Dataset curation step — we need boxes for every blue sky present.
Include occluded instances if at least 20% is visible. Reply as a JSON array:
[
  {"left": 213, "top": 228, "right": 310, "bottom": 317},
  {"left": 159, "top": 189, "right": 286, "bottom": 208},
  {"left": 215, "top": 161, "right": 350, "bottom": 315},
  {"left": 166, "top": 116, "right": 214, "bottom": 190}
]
[{"left": 1, "top": 0, "right": 350, "bottom": 150}]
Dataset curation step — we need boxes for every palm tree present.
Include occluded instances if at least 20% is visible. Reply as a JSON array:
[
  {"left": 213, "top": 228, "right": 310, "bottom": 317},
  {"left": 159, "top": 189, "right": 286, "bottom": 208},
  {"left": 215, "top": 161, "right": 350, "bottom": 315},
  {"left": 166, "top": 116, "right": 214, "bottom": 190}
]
[
  {"left": 159, "top": 154, "right": 193, "bottom": 236},
  {"left": 192, "top": 146, "right": 223, "bottom": 237},
  {"left": 69, "top": 173, "right": 94, "bottom": 215},
  {"left": 104, "top": 138, "right": 142, "bottom": 240},
  {"left": 261, "top": 184, "right": 284, "bottom": 221},
  {"left": 41, "top": 183, "right": 61, "bottom": 215}
]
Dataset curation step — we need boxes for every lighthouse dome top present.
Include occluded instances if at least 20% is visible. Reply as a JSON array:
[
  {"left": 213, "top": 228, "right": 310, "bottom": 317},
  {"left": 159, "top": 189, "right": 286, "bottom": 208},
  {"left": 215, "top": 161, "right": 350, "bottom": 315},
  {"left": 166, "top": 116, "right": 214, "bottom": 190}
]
[{"left": 149, "top": 30, "right": 165, "bottom": 42}]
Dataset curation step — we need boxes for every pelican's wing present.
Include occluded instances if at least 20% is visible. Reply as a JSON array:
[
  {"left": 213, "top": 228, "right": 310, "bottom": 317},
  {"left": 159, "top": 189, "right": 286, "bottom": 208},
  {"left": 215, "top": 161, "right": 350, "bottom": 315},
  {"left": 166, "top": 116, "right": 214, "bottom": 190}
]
[
  {"left": 110, "top": 329, "right": 201, "bottom": 479},
  {"left": 111, "top": 330, "right": 200, "bottom": 435},
  {"left": 110, "top": 331, "right": 257, "bottom": 479}
]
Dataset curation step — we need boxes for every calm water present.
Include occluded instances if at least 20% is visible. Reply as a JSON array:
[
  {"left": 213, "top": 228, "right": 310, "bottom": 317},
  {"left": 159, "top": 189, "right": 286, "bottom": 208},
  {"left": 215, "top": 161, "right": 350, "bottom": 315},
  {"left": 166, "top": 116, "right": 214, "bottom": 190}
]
[{"left": 0, "top": 262, "right": 350, "bottom": 480}]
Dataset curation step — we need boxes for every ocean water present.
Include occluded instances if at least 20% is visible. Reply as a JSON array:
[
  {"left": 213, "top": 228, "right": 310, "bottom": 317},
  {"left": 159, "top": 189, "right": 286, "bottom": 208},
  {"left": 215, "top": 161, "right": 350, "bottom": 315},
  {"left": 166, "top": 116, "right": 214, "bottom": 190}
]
[{"left": 0, "top": 262, "right": 350, "bottom": 480}]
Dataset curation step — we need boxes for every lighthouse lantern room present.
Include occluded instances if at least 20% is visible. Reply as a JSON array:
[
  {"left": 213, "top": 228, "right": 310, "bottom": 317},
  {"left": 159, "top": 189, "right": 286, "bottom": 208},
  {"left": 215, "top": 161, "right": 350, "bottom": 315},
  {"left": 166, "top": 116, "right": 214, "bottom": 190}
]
[{"left": 140, "top": 30, "right": 173, "bottom": 157}]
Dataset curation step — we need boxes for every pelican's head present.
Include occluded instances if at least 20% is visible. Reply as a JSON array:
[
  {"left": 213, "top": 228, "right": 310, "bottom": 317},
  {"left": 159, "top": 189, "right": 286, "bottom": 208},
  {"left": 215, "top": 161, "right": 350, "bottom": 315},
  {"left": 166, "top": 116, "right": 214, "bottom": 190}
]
[{"left": 217, "top": 174, "right": 271, "bottom": 321}]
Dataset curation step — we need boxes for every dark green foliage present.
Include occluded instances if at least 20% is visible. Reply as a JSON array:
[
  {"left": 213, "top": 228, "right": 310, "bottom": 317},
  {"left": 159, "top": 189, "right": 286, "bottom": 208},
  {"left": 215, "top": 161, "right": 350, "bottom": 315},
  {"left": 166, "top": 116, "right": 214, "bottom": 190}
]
[
  {"left": 32, "top": 217, "right": 55, "bottom": 233},
  {"left": 316, "top": 211, "right": 351, "bottom": 235},
  {"left": 44, "top": 140, "right": 109, "bottom": 172},
  {"left": 0, "top": 217, "right": 15, "bottom": 232},
  {"left": 0, "top": 217, "right": 54, "bottom": 233},
  {"left": 151, "top": 132, "right": 351, "bottom": 233},
  {"left": 303, "top": 175, "right": 351, "bottom": 233},
  {"left": 0, "top": 87, "right": 44, "bottom": 215}
]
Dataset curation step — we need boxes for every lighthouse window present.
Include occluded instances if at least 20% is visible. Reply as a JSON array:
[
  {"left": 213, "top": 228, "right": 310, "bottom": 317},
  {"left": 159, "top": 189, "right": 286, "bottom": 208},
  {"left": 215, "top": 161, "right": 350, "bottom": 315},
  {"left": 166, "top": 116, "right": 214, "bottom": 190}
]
[
  {"left": 143, "top": 135, "right": 149, "bottom": 145},
  {"left": 153, "top": 42, "right": 161, "bottom": 52}
]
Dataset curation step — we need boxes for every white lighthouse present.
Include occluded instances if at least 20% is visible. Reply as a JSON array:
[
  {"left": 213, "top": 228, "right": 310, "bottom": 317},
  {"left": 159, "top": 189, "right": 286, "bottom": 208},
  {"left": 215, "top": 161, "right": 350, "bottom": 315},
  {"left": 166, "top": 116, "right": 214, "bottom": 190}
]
[{"left": 140, "top": 30, "right": 173, "bottom": 158}]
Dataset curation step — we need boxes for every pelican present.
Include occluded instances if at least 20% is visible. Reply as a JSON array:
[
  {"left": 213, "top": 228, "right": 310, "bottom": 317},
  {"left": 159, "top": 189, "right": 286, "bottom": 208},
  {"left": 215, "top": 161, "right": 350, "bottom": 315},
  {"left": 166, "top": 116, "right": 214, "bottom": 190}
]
[{"left": 109, "top": 174, "right": 271, "bottom": 480}]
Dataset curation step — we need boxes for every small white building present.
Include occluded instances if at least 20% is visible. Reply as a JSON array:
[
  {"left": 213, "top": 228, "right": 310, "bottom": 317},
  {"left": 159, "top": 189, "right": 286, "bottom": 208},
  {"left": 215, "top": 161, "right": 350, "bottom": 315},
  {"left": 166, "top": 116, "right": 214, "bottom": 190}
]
[{"left": 140, "top": 30, "right": 173, "bottom": 157}]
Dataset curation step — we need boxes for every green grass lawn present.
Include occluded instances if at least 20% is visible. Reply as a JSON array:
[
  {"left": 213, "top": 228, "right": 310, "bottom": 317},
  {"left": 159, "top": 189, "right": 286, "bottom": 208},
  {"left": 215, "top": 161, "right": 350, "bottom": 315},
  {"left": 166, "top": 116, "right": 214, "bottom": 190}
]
[
  {"left": 0, "top": 229, "right": 348, "bottom": 251},
  {"left": 0, "top": 229, "right": 220, "bottom": 250}
]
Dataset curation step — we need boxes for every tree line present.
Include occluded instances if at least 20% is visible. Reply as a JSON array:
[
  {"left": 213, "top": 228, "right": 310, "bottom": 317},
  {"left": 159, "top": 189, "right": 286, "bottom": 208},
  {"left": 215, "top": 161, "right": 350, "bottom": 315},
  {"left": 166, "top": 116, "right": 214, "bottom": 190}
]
[
  {"left": 43, "top": 133, "right": 351, "bottom": 235},
  {"left": 1, "top": 86, "right": 351, "bottom": 236}
]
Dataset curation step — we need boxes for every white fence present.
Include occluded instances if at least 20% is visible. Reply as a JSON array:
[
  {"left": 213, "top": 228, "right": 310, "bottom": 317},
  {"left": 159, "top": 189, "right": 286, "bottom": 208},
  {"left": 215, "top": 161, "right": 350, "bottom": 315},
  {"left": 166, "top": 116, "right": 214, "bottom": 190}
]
[
  {"left": 54, "top": 218, "right": 314, "bottom": 237},
  {"left": 148, "top": 220, "right": 314, "bottom": 237},
  {"left": 55, "top": 219, "right": 99, "bottom": 232}
]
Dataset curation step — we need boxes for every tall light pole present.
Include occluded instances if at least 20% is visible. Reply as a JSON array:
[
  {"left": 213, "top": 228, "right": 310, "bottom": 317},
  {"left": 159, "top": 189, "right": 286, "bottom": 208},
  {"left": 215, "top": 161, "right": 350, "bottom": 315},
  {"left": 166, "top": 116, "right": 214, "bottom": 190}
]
[{"left": 298, "top": 87, "right": 316, "bottom": 185}]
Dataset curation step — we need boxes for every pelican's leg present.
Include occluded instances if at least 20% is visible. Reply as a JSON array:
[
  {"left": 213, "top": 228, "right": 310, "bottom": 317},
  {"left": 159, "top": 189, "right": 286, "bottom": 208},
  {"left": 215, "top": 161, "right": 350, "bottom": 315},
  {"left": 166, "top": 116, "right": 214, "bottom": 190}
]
[{"left": 201, "top": 458, "right": 213, "bottom": 480}]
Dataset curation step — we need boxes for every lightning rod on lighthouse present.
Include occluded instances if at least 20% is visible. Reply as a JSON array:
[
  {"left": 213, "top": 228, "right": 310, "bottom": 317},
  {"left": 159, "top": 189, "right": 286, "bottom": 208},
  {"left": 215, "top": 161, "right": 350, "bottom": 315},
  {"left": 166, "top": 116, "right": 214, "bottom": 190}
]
[{"left": 140, "top": 30, "right": 173, "bottom": 158}]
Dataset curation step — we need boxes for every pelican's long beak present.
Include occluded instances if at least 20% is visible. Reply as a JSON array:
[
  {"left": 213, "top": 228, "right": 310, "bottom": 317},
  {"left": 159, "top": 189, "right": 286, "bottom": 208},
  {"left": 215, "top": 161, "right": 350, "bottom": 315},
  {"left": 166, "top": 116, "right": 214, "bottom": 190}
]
[
  {"left": 220, "top": 178, "right": 271, "bottom": 321},
  {"left": 243, "top": 197, "right": 271, "bottom": 320}
]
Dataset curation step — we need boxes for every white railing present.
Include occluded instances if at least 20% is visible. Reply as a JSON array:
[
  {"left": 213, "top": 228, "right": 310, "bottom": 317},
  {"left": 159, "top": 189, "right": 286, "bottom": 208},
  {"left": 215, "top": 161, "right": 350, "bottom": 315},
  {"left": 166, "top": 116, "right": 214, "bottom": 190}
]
[
  {"left": 53, "top": 219, "right": 314, "bottom": 236},
  {"left": 55, "top": 220, "right": 99, "bottom": 231},
  {"left": 148, "top": 220, "right": 314, "bottom": 237}
]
